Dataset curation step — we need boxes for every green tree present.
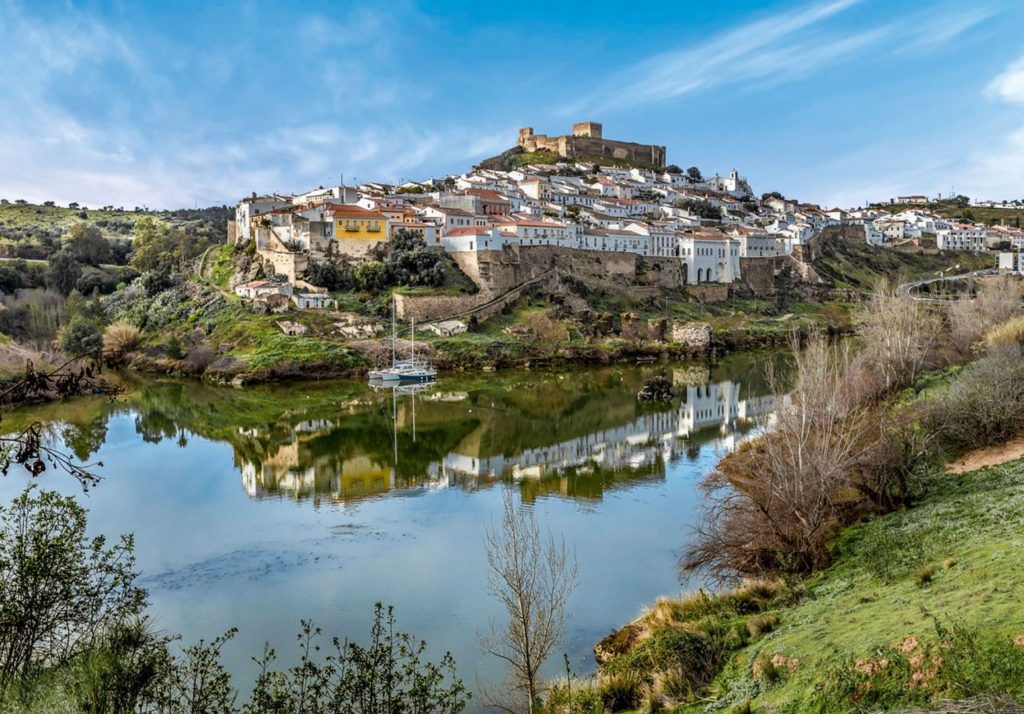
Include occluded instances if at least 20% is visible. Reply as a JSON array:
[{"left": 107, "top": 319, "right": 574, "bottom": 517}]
[
  {"left": 0, "top": 488, "right": 145, "bottom": 688},
  {"left": 686, "top": 166, "right": 703, "bottom": 182},
  {"left": 63, "top": 222, "right": 111, "bottom": 266},
  {"left": 47, "top": 250, "right": 83, "bottom": 296},
  {"left": 131, "top": 216, "right": 180, "bottom": 272},
  {"left": 355, "top": 261, "right": 387, "bottom": 292},
  {"left": 59, "top": 317, "right": 103, "bottom": 357}
]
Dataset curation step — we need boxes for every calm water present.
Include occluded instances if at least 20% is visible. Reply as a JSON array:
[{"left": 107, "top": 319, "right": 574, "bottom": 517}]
[{"left": 2, "top": 353, "right": 785, "bottom": 703}]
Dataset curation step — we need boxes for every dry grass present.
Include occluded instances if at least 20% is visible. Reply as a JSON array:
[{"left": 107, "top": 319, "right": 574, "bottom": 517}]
[
  {"left": 948, "top": 276, "right": 1022, "bottom": 356},
  {"left": 0, "top": 341, "right": 63, "bottom": 376},
  {"left": 984, "top": 315, "right": 1024, "bottom": 351},
  {"left": 102, "top": 321, "right": 141, "bottom": 363}
]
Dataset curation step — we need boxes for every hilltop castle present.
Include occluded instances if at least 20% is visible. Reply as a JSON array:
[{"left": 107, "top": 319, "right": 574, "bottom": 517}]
[{"left": 517, "top": 121, "right": 666, "bottom": 168}]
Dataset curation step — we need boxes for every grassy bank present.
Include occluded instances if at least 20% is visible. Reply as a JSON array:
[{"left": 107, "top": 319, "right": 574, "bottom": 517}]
[{"left": 567, "top": 455, "right": 1024, "bottom": 714}]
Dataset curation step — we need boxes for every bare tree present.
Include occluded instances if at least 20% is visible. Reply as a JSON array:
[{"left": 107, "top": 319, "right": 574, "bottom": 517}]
[
  {"left": 479, "top": 488, "right": 578, "bottom": 714},
  {"left": 947, "top": 275, "right": 1022, "bottom": 357},
  {"left": 855, "top": 280, "right": 941, "bottom": 396},
  {"left": 684, "top": 333, "right": 868, "bottom": 580}
]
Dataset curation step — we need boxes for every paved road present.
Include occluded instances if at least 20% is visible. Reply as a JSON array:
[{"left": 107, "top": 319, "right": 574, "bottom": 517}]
[{"left": 900, "top": 268, "right": 999, "bottom": 303}]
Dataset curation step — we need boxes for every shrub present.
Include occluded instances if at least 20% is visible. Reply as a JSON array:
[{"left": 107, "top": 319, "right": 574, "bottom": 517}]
[
  {"left": 102, "top": 321, "right": 141, "bottom": 363},
  {"left": 597, "top": 670, "right": 643, "bottom": 711},
  {"left": 984, "top": 315, "right": 1024, "bottom": 350},
  {"left": 925, "top": 343, "right": 1024, "bottom": 451},
  {"left": 0, "top": 488, "right": 145, "bottom": 688},
  {"left": 746, "top": 613, "right": 779, "bottom": 639},
  {"left": 915, "top": 563, "right": 935, "bottom": 586},
  {"left": 948, "top": 276, "right": 1021, "bottom": 356},
  {"left": 58, "top": 317, "right": 102, "bottom": 357}
]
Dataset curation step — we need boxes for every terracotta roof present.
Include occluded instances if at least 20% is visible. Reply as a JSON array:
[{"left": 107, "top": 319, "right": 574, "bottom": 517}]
[
  {"left": 446, "top": 226, "right": 492, "bottom": 237},
  {"left": 327, "top": 204, "right": 386, "bottom": 219}
]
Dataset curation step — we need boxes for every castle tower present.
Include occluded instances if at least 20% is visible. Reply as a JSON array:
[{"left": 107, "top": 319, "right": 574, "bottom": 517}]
[
  {"left": 517, "top": 127, "right": 535, "bottom": 148},
  {"left": 572, "top": 121, "right": 602, "bottom": 139}
]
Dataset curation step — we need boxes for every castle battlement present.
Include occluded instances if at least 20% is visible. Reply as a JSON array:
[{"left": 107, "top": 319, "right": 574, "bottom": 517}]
[{"left": 516, "top": 122, "right": 665, "bottom": 168}]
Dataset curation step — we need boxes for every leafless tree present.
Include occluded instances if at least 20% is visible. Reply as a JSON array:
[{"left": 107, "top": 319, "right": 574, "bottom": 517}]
[
  {"left": 479, "top": 488, "right": 578, "bottom": 714},
  {"left": 947, "top": 275, "right": 1022, "bottom": 356},
  {"left": 684, "top": 333, "right": 868, "bottom": 580},
  {"left": 856, "top": 280, "right": 942, "bottom": 396}
]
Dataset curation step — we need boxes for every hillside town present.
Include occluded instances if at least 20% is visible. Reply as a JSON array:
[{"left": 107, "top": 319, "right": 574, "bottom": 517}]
[{"left": 231, "top": 121, "right": 1024, "bottom": 314}]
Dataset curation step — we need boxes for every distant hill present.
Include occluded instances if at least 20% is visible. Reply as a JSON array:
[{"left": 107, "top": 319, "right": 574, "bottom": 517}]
[
  {"left": 874, "top": 198, "right": 1023, "bottom": 227},
  {"left": 0, "top": 202, "right": 231, "bottom": 261}
]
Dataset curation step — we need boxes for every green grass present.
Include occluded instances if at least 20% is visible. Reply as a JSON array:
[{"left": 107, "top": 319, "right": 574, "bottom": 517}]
[
  {"left": 813, "top": 235, "right": 994, "bottom": 291},
  {"left": 680, "top": 458, "right": 1024, "bottom": 712}
]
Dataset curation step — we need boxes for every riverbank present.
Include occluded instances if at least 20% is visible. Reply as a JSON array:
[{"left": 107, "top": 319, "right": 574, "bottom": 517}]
[
  {"left": 578, "top": 453, "right": 1024, "bottom": 714},
  {"left": 560, "top": 291, "right": 1024, "bottom": 713}
]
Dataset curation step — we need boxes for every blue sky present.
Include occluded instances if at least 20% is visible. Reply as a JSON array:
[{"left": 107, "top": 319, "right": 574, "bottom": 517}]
[{"left": 2, "top": 0, "right": 1024, "bottom": 209}]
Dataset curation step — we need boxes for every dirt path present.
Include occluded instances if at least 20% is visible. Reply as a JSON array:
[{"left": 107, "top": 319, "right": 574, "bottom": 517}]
[{"left": 946, "top": 433, "right": 1024, "bottom": 474}]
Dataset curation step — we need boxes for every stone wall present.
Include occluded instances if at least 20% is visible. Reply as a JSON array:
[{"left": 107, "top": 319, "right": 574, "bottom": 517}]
[
  {"left": 516, "top": 126, "right": 665, "bottom": 167},
  {"left": 670, "top": 322, "right": 712, "bottom": 350},
  {"left": 260, "top": 249, "right": 308, "bottom": 282},
  {"left": 455, "top": 246, "right": 683, "bottom": 294},
  {"left": 686, "top": 284, "right": 729, "bottom": 303}
]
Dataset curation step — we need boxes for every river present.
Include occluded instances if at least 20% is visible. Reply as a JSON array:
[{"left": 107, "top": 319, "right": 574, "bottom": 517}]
[{"left": 1, "top": 352, "right": 787, "bottom": 704}]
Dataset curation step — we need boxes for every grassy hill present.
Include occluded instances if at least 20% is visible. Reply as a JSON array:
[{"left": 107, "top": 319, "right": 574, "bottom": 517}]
[
  {"left": 0, "top": 202, "right": 230, "bottom": 260},
  {"left": 813, "top": 233, "right": 995, "bottom": 291}
]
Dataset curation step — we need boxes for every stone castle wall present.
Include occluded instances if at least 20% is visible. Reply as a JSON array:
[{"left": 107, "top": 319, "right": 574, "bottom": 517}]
[{"left": 518, "top": 125, "right": 666, "bottom": 168}]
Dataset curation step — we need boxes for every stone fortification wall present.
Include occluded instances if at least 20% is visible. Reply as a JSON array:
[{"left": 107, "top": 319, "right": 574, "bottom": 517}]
[{"left": 517, "top": 126, "right": 665, "bottom": 167}]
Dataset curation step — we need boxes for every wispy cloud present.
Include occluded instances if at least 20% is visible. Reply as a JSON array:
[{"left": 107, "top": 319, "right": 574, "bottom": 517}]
[
  {"left": 566, "top": 0, "right": 1002, "bottom": 116},
  {"left": 565, "top": 0, "right": 864, "bottom": 115}
]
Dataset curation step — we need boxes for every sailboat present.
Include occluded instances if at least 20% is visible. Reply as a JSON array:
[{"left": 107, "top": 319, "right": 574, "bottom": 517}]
[{"left": 368, "top": 295, "right": 437, "bottom": 385}]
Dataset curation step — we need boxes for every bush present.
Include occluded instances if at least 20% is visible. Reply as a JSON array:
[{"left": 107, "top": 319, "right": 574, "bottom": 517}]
[
  {"left": 947, "top": 276, "right": 1021, "bottom": 356},
  {"left": 597, "top": 670, "right": 643, "bottom": 711},
  {"left": 59, "top": 317, "right": 102, "bottom": 357},
  {"left": 984, "top": 315, "right": 1024, "bottom": 350},
  {"left": 0, "top": 488, "right": 145, "bottom": 689},
  {"left": 925, "top": 343, "right": 1024, "bottom": 452},
  {"left": 102, "top": 321, "right": 141, "bottom": 363}
]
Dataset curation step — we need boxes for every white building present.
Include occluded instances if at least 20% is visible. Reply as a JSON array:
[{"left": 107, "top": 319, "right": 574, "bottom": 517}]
[
  {"left": 936, "top": 224, "right": 986, "bottom": 252},
  {"left": 678, "top": 233, "right": 740, "bottom": 284}
]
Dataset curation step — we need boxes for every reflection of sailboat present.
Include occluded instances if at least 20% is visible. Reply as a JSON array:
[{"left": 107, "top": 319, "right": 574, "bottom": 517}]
[{"left": 368, "top": 296, "right": 437, "bottom": 385}]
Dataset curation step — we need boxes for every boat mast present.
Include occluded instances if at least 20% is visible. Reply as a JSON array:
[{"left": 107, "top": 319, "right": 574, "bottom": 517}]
[
  {"left": 391, "top": 294, "right": 397, "bottom": 367},
  {"left": 411, "top": 315, "right": 415, "bottom": 364}
]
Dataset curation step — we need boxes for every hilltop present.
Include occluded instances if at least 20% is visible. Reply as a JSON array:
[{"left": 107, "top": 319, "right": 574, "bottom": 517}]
[{"left": 0, "top": 201, "right": 229, "bottom": 261}]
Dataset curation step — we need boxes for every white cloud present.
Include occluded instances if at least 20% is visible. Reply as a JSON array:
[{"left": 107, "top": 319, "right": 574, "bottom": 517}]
[
  {"left": 987, "top": 56, "right": 1024, "bottom": 104},
  {"left": 0, "top": 1, "right": 510, "bottom": 207}
]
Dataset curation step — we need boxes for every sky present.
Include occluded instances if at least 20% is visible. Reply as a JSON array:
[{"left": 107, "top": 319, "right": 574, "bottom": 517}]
[{"left": 2, "top": 0, "right": 1024, "bottom": 210}]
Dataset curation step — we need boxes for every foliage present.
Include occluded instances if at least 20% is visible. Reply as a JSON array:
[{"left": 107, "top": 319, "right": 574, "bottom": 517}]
[
  {"left": 132, "top": 215, "right": 220, "bottom": 273},
  {"left": 946, "top": 276, "right": 1021, "bottom": 356},
  {"left": 62, "top": 223, "right": 111, "bottom": 266},
  {"left": 924, "top": 342, "right": 1024, "bottom": 452},
  {"left": 102, "top": 321, "right": 141, "bottom": 364},
  {"left": 675, "top": 198, "right": 719, "bottom": 220},
  {"left": 686, "top": 166, "right": 702, "bottom": 182},
  {"left": 58, "top": 317, "right": 103, "bottom": 357},
  {"left": 0, "top": 488, "right": 145, "bottom": 689},
  {"left": 305, "top": 260, "right": 354, "bottom": 292},
  {"left": 47, "top": 250, "right": 82, "bottom": 296},
  {"left": 245, "top": 606, "right": 469, "bottom": 714}
]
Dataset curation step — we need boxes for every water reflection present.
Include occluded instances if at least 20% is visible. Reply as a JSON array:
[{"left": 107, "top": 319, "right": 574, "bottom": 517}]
[{"left": 16, "top": 354, "right": 787, "bottom": 510}]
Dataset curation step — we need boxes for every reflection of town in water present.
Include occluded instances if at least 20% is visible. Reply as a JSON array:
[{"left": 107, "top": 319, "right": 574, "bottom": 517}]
[{"left": 233, "top": 363, "right": 781, "bottom": 506}]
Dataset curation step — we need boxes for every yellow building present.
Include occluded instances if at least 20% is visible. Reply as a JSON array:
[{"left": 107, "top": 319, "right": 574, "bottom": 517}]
[{"left": 329, "top": 204, "right": 391, "bottom": 257}]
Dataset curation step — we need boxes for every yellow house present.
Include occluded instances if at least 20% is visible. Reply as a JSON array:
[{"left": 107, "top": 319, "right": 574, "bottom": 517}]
[{"left": 328, "top": 204, "right": 391, "bottom": 257}]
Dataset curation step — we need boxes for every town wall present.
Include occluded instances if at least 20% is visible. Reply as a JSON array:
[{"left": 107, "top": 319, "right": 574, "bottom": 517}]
[
  {"left": 260, "top": 249, "right": 308, "bottom": 282},
  {"left": 686, "top": 284, "right": 729, "bottom": 303}
]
